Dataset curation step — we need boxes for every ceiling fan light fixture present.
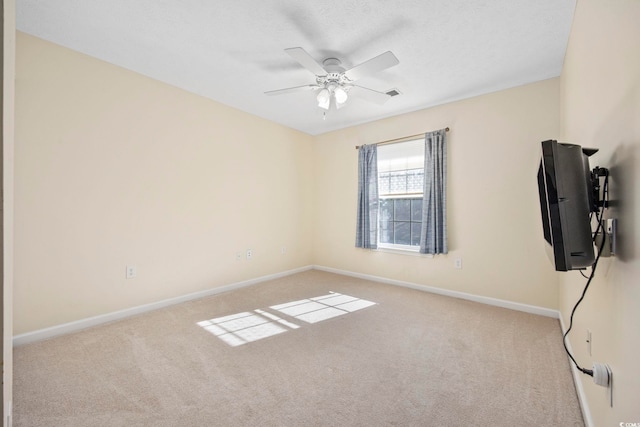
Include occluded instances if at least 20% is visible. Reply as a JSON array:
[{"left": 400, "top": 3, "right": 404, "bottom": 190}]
[
  {"left": 334, "top": 87, "right": 348, "bottom": 104},
  {"left": 267, "top": 47, "right": 400, "bottom": 116},
  {"left": 317, "top": 88, "right": 331, "bottom": 109}
]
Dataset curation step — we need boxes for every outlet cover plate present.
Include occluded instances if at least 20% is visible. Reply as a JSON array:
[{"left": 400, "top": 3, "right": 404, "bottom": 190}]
[{"left": 126, "top": 265, "right": 137, "bottom": 279}]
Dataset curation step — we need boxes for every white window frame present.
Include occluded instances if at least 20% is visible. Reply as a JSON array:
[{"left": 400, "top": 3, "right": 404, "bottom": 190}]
[{"left": 376, "top": 138, "right": 424, "bottom": 253}]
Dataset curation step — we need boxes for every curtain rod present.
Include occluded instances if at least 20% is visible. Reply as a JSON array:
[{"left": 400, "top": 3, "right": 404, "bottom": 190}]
[{"left": 355, "top": 127, "right": 449, "bottom": 150}]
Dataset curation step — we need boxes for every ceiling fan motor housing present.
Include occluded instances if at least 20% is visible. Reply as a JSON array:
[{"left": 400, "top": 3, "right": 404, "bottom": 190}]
[
  {"left": 322, "top": 58, "right": 344, "bottom": 72},
  {"left": 317, "top": 58, "right": 352, "bottom": 90}
]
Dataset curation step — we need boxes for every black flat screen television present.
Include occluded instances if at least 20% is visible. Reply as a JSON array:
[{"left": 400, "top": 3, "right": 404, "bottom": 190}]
[{"left": 537, "top": 140, "right": 597, "bottom": 271}]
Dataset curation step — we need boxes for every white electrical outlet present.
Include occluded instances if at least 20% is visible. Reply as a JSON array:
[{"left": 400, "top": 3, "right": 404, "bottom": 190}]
[
  {"left": 454, "top": 258, "right": 462, "bottom": 269},
  {"left": 246, "top": 249, "right": 253, "bottom": 260},
  {"left": 126, "top": 265, "right": 137, "bottom": 279}
]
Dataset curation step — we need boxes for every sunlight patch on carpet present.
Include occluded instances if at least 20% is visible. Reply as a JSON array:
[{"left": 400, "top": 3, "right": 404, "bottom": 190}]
[
  {"left": 271, "top": 292, "right": 376, "bottom": 324},
  {"left": 197, "top": 292, "right": 376, "bottom": 347},
  {"left": 197, "top": 310, "right": 297, "bottom": 347}
]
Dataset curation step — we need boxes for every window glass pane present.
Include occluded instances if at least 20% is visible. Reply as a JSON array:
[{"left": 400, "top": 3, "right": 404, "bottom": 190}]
[
  {"left": 389, "top": 171, "right": 406, "bottom": 194},
  {"left": 395, "top": 199, "right": 410, "bottom": 221},
  {"left": 411, "top": 199, "right": 423, "bottom": 222},
  {"left": 377, "top": 139, "right": 425, "bottom": 165},
  {"left": 379, "top": 199, "right": 393, "bottom": 221},
  {"left": 380, "top": 223, "right": 393, "bottom": 244},
  {"left": 378, "top": 172, "right": 390, "bottom": 195},
  {"left": 411, "top": 222, "right": 422, "bottom": 246},
  {"left": 394, "top": 222, "right": 411, "bottom": 245},
  {"left": 407, "top": 169, "right": 424, "bottom": 193},
  {"left": 376, "top": 139, "right": 426, "bottom": 249}
]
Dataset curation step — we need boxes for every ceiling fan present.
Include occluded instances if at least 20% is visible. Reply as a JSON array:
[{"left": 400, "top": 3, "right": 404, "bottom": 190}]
[{"left": 265, "top": 47, "right": 400, "bottom": 112}]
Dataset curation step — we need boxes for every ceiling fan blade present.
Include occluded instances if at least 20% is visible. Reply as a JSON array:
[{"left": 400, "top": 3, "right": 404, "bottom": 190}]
[
  {"left": 285, "top": 47, "right": 327, "bottom": 76},
  {"left": 344, "top": 51, "right": 399, "bottom": 81},
  {"left": 265, "top": 84, "right": 320, "bottom": 96},
  {"left": 349, "top": 85, "right": 393, "bottom": 105}
]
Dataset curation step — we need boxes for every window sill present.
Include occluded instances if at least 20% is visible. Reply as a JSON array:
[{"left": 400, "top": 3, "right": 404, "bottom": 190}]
[{"left": 375, "top": 246, "right": 434, "bottom": 258}]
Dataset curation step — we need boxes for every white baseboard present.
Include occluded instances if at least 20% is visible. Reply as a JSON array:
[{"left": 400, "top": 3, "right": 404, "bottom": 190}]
[
  {"left": 13, "top": 265, "right": 313, "bottom": 346},
  {"left": 559, "top": 315, "right": 593, "bottom": 427},
  {"left": 313, "top": 265, "right": 560, "bottom": 318},
  {"left": 13, "top": 264, "right": 560, "bottom": 346}
]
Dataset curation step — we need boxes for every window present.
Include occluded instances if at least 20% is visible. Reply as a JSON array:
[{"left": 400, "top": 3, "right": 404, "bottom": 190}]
[
  {"left": 356, "top": 129, "right": 447, "bottom": 254},
  {"left": 377, "top": 139, "right": 425, "bottom": 251}
]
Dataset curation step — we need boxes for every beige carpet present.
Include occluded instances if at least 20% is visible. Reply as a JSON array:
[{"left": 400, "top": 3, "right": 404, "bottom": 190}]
[{"left": 14, "top": 270, "right": 584, "bottom": 426}]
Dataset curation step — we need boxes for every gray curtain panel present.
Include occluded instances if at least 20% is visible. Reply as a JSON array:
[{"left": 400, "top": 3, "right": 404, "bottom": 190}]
[
  {"left": 355, "top": 144, "right": 379, "bottom": 249},
  {"left": 420, "top": 129, "right": 448, "bottom": 254}
]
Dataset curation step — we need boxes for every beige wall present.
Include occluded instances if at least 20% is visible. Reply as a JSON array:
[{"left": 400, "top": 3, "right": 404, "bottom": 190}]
[
  {"left": 560, "top": 0, "right": 640, "bottom": 424},
  {"left": 313, "top": 78, "right": 561, "bottom": 309},
  {"left": 15, "top": 33, "right": 564, "bottom": 333},
  {"left": 14, "top": 33, "right": 314, "bottom": 334}
]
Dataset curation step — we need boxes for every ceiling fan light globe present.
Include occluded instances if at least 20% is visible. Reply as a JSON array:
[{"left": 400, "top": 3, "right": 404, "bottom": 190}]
[
  {"left": 318, "top": 98, "right": 330, "bottom": 110},
  {"left": 317, "top": 88, "right": 330, "bottom": 102},
  {"left": 334, "top": 87, "right": 348, "bottom": 104},
  {"left": 317, "top": 88, "right": 331, "bottom": 109}
]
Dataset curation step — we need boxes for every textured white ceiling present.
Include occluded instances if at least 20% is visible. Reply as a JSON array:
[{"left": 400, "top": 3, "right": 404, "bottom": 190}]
[{"left": 16, "top": 0, "right": 575, "bottom": 136}]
